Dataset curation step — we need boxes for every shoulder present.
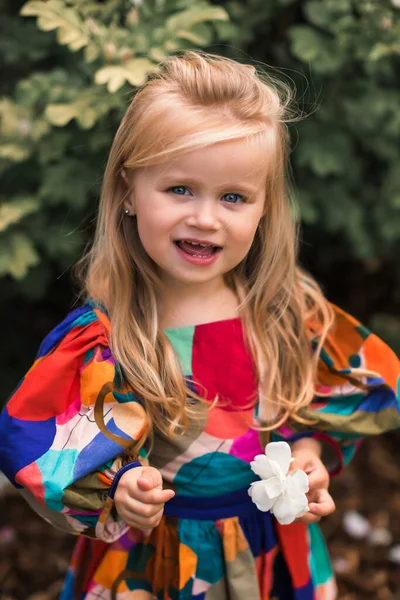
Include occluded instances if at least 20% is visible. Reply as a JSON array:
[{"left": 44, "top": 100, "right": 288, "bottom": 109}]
[
  {"left": 35, "top": 299, "right": 111, "bottom": 362},
  {"left": 316, "top": 302, "right": 399, "bottom": 393},
  {"left": 6, "top": 300, "right": 117, "bottom": 412}
]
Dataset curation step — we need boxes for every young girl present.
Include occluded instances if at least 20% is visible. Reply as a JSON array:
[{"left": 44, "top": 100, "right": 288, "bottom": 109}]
[{"left": 0, "top": 51, "right": 399, "bottom": 600}]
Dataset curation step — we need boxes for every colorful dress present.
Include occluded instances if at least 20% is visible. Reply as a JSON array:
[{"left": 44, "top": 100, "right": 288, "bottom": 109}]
[{"left": 0, "top": 299, "right": 399, "bottom": 600}]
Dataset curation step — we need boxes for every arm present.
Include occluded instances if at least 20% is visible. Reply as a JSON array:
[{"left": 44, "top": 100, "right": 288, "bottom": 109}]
[
  {"left": 275, "top": 304, "right": 400, "bottom": 475},
  {"left": 0, "top": 306, "right": 153, "bottom": 542}
]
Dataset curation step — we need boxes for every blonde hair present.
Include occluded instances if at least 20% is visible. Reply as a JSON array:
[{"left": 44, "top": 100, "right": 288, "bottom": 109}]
[{"left": 75, "top": 51, "right": 334, "bottom": 442}]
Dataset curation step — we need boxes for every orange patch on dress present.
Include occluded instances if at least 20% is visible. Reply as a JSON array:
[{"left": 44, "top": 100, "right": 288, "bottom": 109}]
[
  {"left": 94, "top": 549, "right": 129, "bottom": 591},
  {"left": 80, "top": 358, "right": 115, "bottom": 407},
  {"left": 363, "top": 333, "right": 399, "bottom": 392},
  {"left": 221, "top": 517, "right": 249, "bottom": 562}
]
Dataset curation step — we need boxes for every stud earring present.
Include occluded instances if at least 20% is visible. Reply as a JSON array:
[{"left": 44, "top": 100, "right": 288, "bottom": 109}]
[{"left": 124, "top": 209, "right": 130, "bottom": 215}]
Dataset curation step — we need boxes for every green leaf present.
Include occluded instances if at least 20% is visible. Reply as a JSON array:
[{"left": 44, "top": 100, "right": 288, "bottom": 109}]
[
  {"left": 123, "top": 58, "right": 155, "bottom": 87},
  {"left": 304, "top": 2, "right": 331, "bottom": 28},
  {"left": 166, "top": 5, "right": 229, "bottom": 32},
  {"left": 369, "top": 42, "right": 400, "bottom": 61},
  {"left": 95, "top": 66, "right": 126, "bottom": 92},
  {"left": 0, "top": 196, "right": 40, "bottom": 233},
  {"left": 38, "top": 160, "right": 96, "bottom": 209},
  {"left": 95, "top": 58, "right": 154, "bottom": 92},
  {"left": 289, "top": 25, "right": 323, "bottom": 61},
  {"left": 0, "top": 144, "right": 31, "bottom": 162},
  {"left": 21, "top": 0, "right": 90, "bottom": 52},
  {"left": 289, "top": 24, "right": 343, "bottom": 73},
  {"left": 0, "top": 232, "right": 40, "bottom": 279},
  {"left": 176, "top": 23, "right": 213, "bottom": 46},
  {"left": 84, "top": 43, "right": 100, "bottom": 63},
  {"left": 45, "top": 104, "right": 77, "bottom": 126}
]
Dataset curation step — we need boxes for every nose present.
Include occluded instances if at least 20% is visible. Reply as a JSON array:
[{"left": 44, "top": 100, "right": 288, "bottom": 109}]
[{"left": 185, "top": 197, "right": 222, "bottom": 231}]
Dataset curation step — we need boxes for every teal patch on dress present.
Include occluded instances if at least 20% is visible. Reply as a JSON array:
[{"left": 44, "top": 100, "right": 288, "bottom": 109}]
[
  {"left": 319, "top": 348, "right": 334, "bottom": 367},
  {"left": 317, "top": 393, "right": 366, "bottom": 416},
  {"left": 165, "top": 326, "right": 195, "bottom": 376},
  {"left": 356, "top": 324, "right": 371, "bottom": 340},
  {"left": 178, "top": 519, "right": 223, "bottom": 585},
  {"left": 349, "top": 354, "right": 361, "bottom": 368},
  {"left": 173, "top": 453, "right": 254, "bottom": 496},
  {"left": 71, "top": 513, "right": 99, "bottom": 528},
  {"left": 341, "top": 444, "right": 357, "bottom": 464},
  {"left": 308, "top": 523, "right": 333, "bottom": 585},
  {"left": 73, "top": 311, "right": 98, "bottom": 328},
  {"left": 126, "top": 543, "right": 155, "bottom": 591},
  {"left": 83, "top": 348, "right": 95, "bottom": 365},
  {"left": 37, "top": 448, "right": 79, "bottom": 511},
  {"left": 113, "top": 390, "right": 140, "bottom": 404},
  {"left": 326, "top": 430, "right": 363, "bottom": 440},
  {"left": 397, "top": 376, "right": 400, "bottom": 407},
  {"left": 114, "top": 363, "right": 123, "bottom": 388},
  {"left": 138, "top": 446, "right": 148, "bottom": 459}
]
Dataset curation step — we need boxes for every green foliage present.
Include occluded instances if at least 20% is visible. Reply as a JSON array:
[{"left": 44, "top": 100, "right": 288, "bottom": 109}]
[{"left": 223, "top": 0, "right": 400, "bottom": 262}]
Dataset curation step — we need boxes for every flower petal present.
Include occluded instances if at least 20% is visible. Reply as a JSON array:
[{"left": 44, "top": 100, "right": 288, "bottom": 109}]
[
  {"left": 265, "top": 442, "right": 292, "bottom": 476},
  {"left": 248, "top": 480, "right": 276, "bottom": 512},
  {"left": 264, "top": 476, "right": 285, "bottom": 499},
  {"left": 250, "top": 454, "right": 276, "bottom": 479},
  {"left": 287, "top": 469, "right": 309, "bottom": 495},
  {"left": 271, "top": 495, "right": 297, "bottom": 525},
  {"left": 294, "top": 503, "right": 309, "bottom": 519},
  {"left": 271, "top": 494, "right": 308, "bottom": 525}
]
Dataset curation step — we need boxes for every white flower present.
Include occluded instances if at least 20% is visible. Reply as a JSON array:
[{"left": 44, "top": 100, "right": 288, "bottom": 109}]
[{"left": 248, "top": 441, "right": 309, "bottom": 525}]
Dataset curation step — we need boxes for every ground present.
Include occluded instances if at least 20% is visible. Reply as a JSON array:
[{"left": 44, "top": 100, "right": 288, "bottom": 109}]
[{"left": 0, "top": 433, "right": 399, "bottom": 600}]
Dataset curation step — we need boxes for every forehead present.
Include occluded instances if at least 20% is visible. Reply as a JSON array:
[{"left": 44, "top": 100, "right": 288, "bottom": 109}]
[{"left": 137, "top": 138, "right": 269, "bottom": 187}]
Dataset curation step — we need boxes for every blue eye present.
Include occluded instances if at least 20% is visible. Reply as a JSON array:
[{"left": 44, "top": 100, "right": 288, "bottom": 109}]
[
  {"left": 223, "top": 193, "right": 246, "bottom": 204},
  {"left": 170, "top": 186, "right": 190, "bottom": 196}
]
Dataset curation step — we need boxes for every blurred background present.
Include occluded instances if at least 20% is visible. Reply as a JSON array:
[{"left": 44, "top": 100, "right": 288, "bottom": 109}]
[{"left": 0, "top": 0, "right": 399, "bottom": 598}]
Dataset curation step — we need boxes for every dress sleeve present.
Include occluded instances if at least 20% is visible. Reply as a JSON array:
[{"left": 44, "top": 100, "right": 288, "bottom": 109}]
[
  {"left": 0, "top": 305, "right": 150, "bottom": 542},
  {"left": 274, "top": 303, "right": 400, "bottom": 474}
]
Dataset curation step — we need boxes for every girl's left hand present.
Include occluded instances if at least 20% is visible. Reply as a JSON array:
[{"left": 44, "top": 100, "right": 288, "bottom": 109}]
[{"left": 290, "top": 444, "right": 336, "bottom": 524}]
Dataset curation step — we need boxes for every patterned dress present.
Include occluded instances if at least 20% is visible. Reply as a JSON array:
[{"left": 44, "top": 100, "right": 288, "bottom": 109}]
[{"left": 0, "top": 299, "right": 399, "bottom": 600}]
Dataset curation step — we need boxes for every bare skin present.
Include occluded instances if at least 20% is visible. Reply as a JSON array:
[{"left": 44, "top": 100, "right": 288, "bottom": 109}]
[
  {"left": 114, "top": 465, "right": 175, "bottom": 532},
  {"left": 291, "top": 437, "right": 336, "bottom": 524}
]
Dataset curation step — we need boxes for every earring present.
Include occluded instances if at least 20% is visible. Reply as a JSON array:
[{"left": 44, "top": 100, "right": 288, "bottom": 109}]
[{"left": 124, "top": 209, "right": 130, "bottom": 215}]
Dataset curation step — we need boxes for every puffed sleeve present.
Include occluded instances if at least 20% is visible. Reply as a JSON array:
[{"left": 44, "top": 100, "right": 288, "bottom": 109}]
[
  {"left": 0, "top": 303, "right": 150, "bottom": 542},
  {"left": 274, "top": 303, "right": 400, "bottom": 474}
]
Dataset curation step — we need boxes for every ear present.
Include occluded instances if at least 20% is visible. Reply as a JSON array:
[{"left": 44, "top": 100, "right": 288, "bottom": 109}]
[
  {"left": 121, "top": 168, "right": 129, "bottom": 184},
  {"left": 121, "top": 169, "right": 136, "bottom": 215},
  {"left": 123, "top": 197, "right": 135, "bottom": 216}
]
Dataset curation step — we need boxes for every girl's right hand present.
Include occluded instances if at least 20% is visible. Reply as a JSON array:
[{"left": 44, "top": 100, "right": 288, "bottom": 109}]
[{"left": 114, "top": 466, "right": 175, "bottom": 531}]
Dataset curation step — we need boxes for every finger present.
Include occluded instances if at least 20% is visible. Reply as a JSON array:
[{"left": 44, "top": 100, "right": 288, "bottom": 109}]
[
  {"left": 122, "top": 497, "right": 165, "bottom": 518},
  {"left": 307, "top": 469, "right": 329, "bottom": 490},
  {"left": 309, "top": 491, "right": 336, "bottom": 517},
  {"left": 124, "top": 506, "right": 165, "bottom": 529},
  {"left": 136, "top": 467, "right": 164, "bottom": 492},
  {"left": 296, "top": 512, "right": 322, "bottom": 525},
  {"left": 129, "top": 486, "right": 175, "bottom": 505}
]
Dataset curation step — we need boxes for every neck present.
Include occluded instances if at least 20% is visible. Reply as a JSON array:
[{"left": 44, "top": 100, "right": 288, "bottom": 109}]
[{"left": 159, "top": 276, "right": 239, "bottom": 329}]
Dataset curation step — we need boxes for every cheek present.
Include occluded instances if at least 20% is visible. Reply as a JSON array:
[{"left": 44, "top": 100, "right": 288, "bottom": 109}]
[{"left": 231, "top": 219, "right": 261, "bottom": 247}]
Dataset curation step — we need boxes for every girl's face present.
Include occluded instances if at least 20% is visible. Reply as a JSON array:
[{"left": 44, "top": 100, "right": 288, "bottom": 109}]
[{"left": 125, "top": 139, "right": 267, "bottom": 291}]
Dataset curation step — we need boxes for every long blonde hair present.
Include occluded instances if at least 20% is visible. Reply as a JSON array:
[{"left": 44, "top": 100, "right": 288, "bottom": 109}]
[{"left": 75, "top": 51, "right": 334, "bottom": 438}]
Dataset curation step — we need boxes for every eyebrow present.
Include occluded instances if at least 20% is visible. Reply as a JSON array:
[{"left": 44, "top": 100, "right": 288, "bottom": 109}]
[{"left": 158, "top": 174, "right": 260, "bottom": 195}]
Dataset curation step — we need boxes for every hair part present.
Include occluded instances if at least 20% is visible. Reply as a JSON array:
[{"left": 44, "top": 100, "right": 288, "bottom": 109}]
[{"left": 75, "top": 50, "right": 335, "bottom": 444}]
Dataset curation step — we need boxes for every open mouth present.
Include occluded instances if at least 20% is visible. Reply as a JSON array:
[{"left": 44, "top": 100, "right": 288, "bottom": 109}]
[{"left": 174, "top": 240, "right": 222, "bottom": 258}]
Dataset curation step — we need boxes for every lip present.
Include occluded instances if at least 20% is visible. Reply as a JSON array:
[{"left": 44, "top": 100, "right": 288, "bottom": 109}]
[{"left": 173, "top": 240, "right": 223, "bottom": 266}]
